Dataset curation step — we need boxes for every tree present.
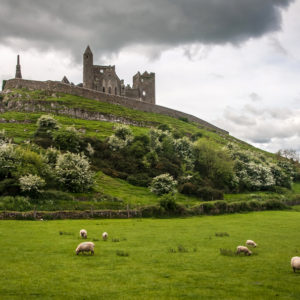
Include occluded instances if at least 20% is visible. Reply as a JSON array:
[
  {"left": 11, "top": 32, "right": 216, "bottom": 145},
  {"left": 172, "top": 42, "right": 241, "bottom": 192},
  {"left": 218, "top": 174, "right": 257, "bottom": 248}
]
[
  {"left": 19, "top": 174, "right": 45, "bottom": 197},
  {"left": 194, "top": 140, "right": 234, "bottom": 190},
  {"left": 55, "top": 152, "right": 93, "bottom": 192},
  {"left": 150, "top": 173, "right": 177, "bottom": 195}
]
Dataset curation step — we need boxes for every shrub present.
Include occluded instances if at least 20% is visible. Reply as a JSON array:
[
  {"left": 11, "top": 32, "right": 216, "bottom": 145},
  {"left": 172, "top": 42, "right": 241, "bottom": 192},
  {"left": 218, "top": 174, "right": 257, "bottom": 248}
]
[
  {"left": 35, "top": 115, "right": 59, "bottom": 138},
  {"left": 159, "top": 193, "right": 177, "bottom": 211},
  {"left": 55, "top": 152, "right": 94, "bottom": 192},
  {"left": 178, "top": 117, "right": 189, "bottom": 123},
  {"left": 108, "top": 125, "right": 133, "bottom": 151},
  {"left": 37, "top": 115, "right": 59, "bottom": 131},
  {"left": 140, "top": 205, "right": 165, "bottom": 217},
  {"left": 0, "top": 129, "right": 10, "bottom": 145},
  {"left": 178, "top": 182, "right": 198, "bottom": 195},
  {"left": 158, "top": 124, "right": 171, "bottom": 132},
  {"left": 19, "top": 174, "right": 45, "bottom": 197},
  {"left": 197, "top": 186, "right": 224, "bottom": 201},
  {"left": 44, "top": 147, "right": 59, "bottom": 167},
  {"left": 201, "top": 202, "right": 216, "bottom": 214},
  {"left": 127, "top": 173, "right": 151, "bottom": 187},
  {"left": 150, "top": 173, "right": 177, "bottom": 195},
  {"left": 0, "top": 143, "right": 18, "bottom": 179},
  {"left": 0, "top": 196, "right": 31, "bottom": 211},
  {"left": 54, "top": 127, "right": 81, "bottom": 152}
]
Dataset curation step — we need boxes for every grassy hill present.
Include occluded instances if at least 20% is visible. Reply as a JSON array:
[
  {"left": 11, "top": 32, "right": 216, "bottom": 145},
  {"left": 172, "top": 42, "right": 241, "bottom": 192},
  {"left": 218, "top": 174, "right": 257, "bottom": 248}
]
[{"left": 0, "top": 88, "right": 299, "bottom": 214}]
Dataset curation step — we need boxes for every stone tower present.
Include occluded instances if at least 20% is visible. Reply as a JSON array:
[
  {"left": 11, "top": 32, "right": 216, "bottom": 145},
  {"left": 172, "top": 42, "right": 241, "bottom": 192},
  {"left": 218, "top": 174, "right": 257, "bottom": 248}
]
[
  {"left": 83, "top": 46, "right": 93, "bottom": 89},
  {"left": 133, "top": 71, "right": 155, "bottom": 104},
  {"left": 15, "top": 55, "right": 22, "bottom": 79}
]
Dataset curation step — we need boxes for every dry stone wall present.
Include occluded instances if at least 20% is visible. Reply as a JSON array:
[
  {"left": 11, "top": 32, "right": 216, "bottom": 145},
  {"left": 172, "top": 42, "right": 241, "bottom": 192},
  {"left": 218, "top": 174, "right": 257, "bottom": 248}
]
[{"left": 4, "top": 78, "right": 228, "bottom": 134}]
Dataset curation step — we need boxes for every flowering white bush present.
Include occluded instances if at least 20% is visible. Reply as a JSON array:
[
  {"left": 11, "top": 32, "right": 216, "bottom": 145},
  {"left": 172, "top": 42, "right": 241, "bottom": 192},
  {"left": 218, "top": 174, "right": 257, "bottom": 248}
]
[
  {"left": 55, "top": 152, "right": 93, "bottom": 192},
  {"left": 19, "top": 174, "right": 45, "bottom": 195},
  {"left": 108, "top": 124, "right": 133, "bottom": 151},
  {"left": 37, "top": 115, "right": 59, "bottom": 131},
  {"left": 0, "top": 143, "right": 18, "bottom": 179},
  {"left": 174, "top": 137, "right": 194, "bottom": 164},
  {"left": 150, "top": 173, "right": 177, "bottom": 195},
  {"left": 149, "top": 128, "right": 173, "bottom": 152},
  {"left": 227, "top": 144, "right": 293, "bottom": 191}
]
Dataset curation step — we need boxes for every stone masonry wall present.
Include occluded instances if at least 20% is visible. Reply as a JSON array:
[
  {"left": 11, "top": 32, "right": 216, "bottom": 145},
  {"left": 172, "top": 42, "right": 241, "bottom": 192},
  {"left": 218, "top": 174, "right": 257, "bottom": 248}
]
[{"left": 4, "top": 78, "right": 229, "bottom": 134}]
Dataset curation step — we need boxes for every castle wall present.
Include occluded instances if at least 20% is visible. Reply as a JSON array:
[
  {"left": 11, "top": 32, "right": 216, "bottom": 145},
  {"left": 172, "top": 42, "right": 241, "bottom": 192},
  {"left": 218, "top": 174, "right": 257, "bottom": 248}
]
[{"left": 4, "top": 78, "right": 228, "bottom": 134}]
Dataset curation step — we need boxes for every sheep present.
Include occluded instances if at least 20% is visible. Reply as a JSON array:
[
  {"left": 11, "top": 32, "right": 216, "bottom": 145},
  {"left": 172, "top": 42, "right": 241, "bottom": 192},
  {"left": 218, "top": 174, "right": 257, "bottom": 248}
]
[
  {"left": 246, "top": 240, "right": 257, "bottom": 248},
  {"left": 102, "top": 232, "right": 108, "bottom": 241},
  {"left": 76, "top": 242, "right": 95, "bottom": 255},
  {"left": 291, "top": 256, "right": 300, "bottom": 272},
  {"left": 80, "top": 229, "right": 87, "bottom": 239},
  {"left": 236, "top": 245, "right": 252, "bottom": 256}
]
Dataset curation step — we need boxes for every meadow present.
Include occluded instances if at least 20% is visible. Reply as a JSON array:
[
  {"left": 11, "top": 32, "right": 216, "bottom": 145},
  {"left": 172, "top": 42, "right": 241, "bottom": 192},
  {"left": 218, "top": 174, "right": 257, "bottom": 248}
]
[{"left": 1, "top": 210, "right": 300, "bottom": 299}]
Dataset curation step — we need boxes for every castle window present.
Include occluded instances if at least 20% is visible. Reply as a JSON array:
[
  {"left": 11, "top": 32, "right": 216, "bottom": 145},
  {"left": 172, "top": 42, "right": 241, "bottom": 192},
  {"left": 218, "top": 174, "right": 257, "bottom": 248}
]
[
  {"left": 115, "top": 87, "right": 117, "bottom": 95},
  {"left": 100, "top": 69, "right": 104, "bottom": 73},
  {"left": 103, "top": 87, "right": 105, "bottom": 93},
  {"left": 142, "top": 91, "right": 146, "bottom": 97},
  {"left": 108, "top": 87, "right": 112, "bottom": 94},
  {"left": 141, "top": 79, "right": 144, "bottom": 82}
]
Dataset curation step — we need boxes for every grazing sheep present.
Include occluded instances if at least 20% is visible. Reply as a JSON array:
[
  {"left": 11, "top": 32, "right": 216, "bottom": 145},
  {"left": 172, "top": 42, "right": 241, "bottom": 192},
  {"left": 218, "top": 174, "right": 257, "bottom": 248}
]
[
  {"left": 102, "top": 232, "right": 108, "bottom": 241},
  {"left": 80, "top": 229, "right": 87, "bottom": 239},
  {"left": 76, "top": 242, "right": 95, "bottom": 255},
  {"left": 291, "top": 257, "right": 300, "bottom": 272},
  {"left": 236, "top": 245, "right": 252, "bottom": 256},
  {"left": 246, "top": 240, "right": 257, "bottom": 247}
]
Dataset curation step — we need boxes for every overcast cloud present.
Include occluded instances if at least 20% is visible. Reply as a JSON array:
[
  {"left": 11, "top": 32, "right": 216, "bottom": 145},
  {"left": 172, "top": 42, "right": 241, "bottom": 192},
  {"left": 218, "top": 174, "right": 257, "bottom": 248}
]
[
  {"left": 0, "top": 0, "right": 295, "bottom": 60},
  {"left": 0, "top": 0, "right": 299, "bottom": 155}
]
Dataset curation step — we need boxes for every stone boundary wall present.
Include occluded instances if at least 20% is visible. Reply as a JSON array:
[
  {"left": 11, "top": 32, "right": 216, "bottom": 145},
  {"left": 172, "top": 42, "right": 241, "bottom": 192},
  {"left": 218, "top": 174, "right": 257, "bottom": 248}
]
[{"left": 4, "top": 78, "right": 229, "bottom": 134}]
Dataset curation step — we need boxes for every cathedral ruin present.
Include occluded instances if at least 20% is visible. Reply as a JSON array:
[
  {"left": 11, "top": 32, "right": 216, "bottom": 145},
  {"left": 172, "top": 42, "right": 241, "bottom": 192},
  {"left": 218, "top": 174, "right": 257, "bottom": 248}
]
[{"left": 83, "top": 46, "right": 155, "bottom": 104}]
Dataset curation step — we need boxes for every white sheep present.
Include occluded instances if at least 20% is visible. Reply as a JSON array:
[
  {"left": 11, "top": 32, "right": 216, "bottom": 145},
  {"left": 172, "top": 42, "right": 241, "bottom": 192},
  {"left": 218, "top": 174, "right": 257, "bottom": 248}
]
[
  {"left": 102, "top": 232, "right": 108, "bottom": 241},
  {"left": 291, "top": 256, "right": 300, "bottom": 272},
  {"left": 80, "top": 229, "right": 87, "bottom": 239},
  {"left": 75, "top": 242, "right": 95, "bottom": 255},
  {"left": 236, "top": 245, "right": 252, "bottom": 256},
  {"left": 246, "top": 240, "right": 257, "bottom": 247}
]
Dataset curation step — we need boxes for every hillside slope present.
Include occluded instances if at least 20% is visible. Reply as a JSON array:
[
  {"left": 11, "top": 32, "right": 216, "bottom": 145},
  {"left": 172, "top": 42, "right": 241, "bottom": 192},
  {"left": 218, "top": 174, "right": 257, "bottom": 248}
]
[{"left": 0, "top": 88, "right": 299, "bottom": 214}]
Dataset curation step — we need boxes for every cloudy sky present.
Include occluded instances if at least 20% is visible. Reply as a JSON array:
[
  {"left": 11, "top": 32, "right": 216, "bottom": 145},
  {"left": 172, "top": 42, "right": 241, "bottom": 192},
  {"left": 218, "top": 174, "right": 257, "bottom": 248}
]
[{"left": 0, "top": 0, "right": 299, "bottom": 154}]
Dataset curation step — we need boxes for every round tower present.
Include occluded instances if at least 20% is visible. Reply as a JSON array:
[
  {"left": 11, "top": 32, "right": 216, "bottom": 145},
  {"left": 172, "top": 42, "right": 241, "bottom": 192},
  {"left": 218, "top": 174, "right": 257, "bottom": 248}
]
[{"left": 83, "top": 46, "right": 93, "bottom": 89}]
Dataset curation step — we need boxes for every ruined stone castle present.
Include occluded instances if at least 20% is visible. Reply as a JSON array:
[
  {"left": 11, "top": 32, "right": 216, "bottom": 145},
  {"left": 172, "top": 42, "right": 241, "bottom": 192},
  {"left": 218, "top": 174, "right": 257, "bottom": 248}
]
[
  {"left": 83, "top": 46, "right": 155, "bottom": 104},
  {"left": 2, "top": 47, "right": 228, "bottom": 135}
]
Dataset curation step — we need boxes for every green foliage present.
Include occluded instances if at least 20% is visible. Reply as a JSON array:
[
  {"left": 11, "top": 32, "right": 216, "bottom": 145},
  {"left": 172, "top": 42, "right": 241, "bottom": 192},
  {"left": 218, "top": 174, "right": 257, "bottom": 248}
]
[
  {"left": 55, "top": 152, "right": 93, "bottom": 192},
  {"left": 159, "top": 193, "right": 177, "bottom": 211},
  {"left": 150, "top": 173, "right": 177, "bottom": 196},
  {"left": 1, "top": 80, "right": 7, "bottom": 91},
  {"left": 108, "top": 124, "right": 133, "bottom": 151},
  {"left": 0, "top": 196, "right": 31, "bottom": 211},
  {"left": 197, "top": 186, "right": 224, "bottom": 201},
  {"left": 0, "top": 143, "right": 18, "bottom": 179},
  {"left": 54, "top": 126, "right": 81, "bottom": 152},
  {"left": 35, "top": 115, "right": 59, "bottom": 138},
  {"left": 194, "top": 140, "right": 234, "bottom": 190}
]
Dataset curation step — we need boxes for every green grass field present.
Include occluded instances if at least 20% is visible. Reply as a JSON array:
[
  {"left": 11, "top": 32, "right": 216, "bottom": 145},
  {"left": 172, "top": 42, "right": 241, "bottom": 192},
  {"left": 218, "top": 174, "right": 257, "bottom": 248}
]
[{"left": 1, "top": 211, "right": 300, "bottom": 299}]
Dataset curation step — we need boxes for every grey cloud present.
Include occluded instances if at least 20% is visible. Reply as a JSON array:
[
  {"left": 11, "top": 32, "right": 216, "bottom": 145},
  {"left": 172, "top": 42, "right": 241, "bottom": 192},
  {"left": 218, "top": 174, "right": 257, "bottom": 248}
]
[
  {"left": 224, "top": 108, "right": 257, "bottom": 126},
  {"left": 268, "top": 36, "right": 289, "bottom": 55},
  {"left": 0, "top": 0, "right": 294, "bottom": 61},
  {"left": 249, "top": 93, "right": 262, "bottom": 102}
]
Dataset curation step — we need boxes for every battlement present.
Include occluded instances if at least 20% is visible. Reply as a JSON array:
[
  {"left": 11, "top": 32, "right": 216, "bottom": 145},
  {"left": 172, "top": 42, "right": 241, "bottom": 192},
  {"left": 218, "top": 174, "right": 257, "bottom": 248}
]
[{"left": 3, "top": 78, "right": 228, "bottom": 135}]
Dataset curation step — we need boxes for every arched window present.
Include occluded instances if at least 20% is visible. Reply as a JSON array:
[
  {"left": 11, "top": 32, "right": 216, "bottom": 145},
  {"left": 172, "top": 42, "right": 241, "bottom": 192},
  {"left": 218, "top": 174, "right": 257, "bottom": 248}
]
[
  {"left": 115, "top": 87, "right": 117, "bottom": 95},
  {"left": 142, "top": 91, "right": 146, "bottom": 97},
  {"left": 108, "top": 87, "right": 112, "bottom": 94},
  {"left": 103, "top": 87, "right": 105, "bottom": 93}
]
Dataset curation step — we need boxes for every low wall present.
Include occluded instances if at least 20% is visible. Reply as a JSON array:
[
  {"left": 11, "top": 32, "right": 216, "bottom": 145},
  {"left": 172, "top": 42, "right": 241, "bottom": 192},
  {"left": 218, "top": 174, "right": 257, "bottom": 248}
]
[{"left": 4, "top": 78, "right": 229, "bottom": 134}]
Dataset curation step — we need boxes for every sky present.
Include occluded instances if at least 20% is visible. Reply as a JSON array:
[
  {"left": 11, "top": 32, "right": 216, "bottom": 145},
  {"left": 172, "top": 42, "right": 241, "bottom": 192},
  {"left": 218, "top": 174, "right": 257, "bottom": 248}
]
[{"left": 0, "top": 0, "right": 299, "bottom": 154}]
